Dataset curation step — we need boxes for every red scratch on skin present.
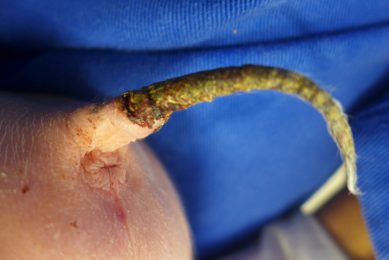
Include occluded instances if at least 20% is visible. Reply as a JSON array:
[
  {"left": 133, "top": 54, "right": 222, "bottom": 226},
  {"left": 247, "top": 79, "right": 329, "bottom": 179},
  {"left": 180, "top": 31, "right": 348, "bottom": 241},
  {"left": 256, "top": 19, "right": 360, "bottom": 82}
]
[
  {"left": 111, "top": 192, "right": 132, "bottom": 247},
  {"left": 101, "top": 192, "right": 131, "bottom": 249},
  {"left": 113, "top": 194, "right": 127, "bottom": 225},
  {"left": 115, "top": 201, "right": 126, "bottom": 224}
]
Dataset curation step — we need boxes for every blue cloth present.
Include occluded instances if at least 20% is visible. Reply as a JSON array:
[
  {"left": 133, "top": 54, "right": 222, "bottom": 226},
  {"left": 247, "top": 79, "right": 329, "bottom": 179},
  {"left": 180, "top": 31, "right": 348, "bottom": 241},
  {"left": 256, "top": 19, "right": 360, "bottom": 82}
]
[
  {"left": 353, "top": 90, "right": 389, "bottom": 260},
  {"left": 1, "top": 1, "right": 389, "bottom": 258}
]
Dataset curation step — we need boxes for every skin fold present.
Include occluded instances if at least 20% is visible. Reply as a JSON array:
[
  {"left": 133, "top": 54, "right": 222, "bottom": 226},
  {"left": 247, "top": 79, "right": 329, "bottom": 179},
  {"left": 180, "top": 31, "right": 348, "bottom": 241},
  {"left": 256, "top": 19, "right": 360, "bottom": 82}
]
[{"left": 0, "top": 93, "right": 192, "bottom": 260}]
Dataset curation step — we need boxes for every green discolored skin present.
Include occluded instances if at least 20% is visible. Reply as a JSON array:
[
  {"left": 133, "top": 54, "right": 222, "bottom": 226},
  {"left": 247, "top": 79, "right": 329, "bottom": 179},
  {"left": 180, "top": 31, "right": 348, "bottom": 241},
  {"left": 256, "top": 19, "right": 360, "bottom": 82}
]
[{"left": 121, "top": 65, "right": 358, "bottom": 194}]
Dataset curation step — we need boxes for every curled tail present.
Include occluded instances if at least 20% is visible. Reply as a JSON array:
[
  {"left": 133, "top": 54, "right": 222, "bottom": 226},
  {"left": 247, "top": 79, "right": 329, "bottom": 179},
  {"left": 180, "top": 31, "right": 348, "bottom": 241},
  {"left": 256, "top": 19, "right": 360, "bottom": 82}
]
[{"left": 122, "top": 65, "right": 359, "bottom": 194}]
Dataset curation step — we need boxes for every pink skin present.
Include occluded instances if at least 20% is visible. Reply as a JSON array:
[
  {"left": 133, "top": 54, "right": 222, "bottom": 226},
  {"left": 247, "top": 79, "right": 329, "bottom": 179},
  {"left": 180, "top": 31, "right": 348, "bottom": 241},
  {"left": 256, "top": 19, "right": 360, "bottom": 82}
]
[{"left": 0, "top": 93, "right": 192, "bottom": 259}]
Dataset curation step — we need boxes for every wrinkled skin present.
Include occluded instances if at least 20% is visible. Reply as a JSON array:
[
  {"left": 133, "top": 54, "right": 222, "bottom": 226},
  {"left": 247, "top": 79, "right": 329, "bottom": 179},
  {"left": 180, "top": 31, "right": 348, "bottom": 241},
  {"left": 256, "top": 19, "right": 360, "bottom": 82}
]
[{"left": 0, "top": 93, "right": 192, "bottom": 259}]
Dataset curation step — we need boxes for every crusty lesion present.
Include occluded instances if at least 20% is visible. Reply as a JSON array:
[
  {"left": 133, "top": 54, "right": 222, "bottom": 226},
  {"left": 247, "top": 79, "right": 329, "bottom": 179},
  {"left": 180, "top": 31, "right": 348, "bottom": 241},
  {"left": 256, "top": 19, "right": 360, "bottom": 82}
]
[{"left": 121, "top": 91, "right": 171, "bottom": 129}]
